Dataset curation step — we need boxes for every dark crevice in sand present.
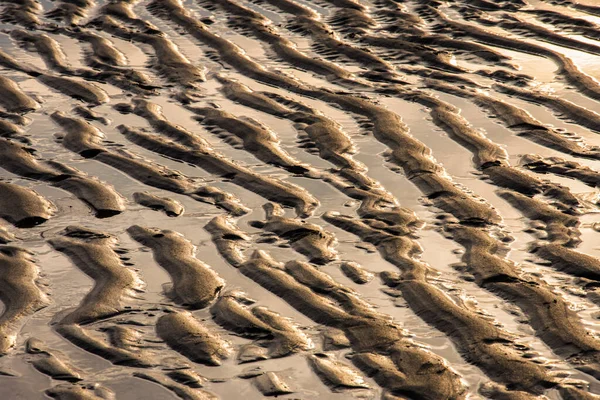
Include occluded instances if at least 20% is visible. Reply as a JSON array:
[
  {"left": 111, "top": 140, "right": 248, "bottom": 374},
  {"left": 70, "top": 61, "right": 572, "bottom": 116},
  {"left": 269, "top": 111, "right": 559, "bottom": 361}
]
[
  {"left": 522, "top": 8, "right": 600, "bottom": 42},
  {"left": 0, "top": 0, "right": 42, "bottom": 28},
  {"left": 521, "top": 154, "right": 600, "bottom": 188},
  {"left": 46, "top": 0, "right": 95, "bottom": 25}
]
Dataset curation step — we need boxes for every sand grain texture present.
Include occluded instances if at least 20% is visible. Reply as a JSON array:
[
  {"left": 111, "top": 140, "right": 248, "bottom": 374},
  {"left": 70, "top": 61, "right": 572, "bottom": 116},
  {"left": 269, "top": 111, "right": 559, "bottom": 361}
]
[{"left": 3, "top": 0, "right": 600, "bottom": 398}]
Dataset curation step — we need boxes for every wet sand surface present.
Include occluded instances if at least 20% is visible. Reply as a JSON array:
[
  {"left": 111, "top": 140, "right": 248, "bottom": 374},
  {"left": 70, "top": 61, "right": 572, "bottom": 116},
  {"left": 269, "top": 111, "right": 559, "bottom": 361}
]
[{"left": 4, "top": 0, "right": 600, "bottom": 398}]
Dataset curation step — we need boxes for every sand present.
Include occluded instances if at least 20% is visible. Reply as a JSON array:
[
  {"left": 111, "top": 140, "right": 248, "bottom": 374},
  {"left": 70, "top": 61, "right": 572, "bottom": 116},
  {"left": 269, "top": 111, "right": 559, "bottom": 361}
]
[{"left": 1, "top": 0, "right": 600, "bottom": 398}]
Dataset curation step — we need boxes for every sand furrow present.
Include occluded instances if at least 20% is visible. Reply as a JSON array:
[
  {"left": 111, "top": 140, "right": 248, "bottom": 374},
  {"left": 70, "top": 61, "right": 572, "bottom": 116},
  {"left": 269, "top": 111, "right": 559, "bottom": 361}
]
[
  {"left": 0, "top": 246, "right": 49, "bottom": 354},
  {"left": 9, "top": 26, "right": 155, "bottom": 96},
  {"left": 0, "top": 75, "right": 39, "bottom": 114},
  {"left": 110, "top": 10, "right": 600, "bottom": 392},
  {"left": 0, "top": 138, "right": 126, "bottom": 217},
  {"left": 0, "top": 0, "right": 41, "bottom": 28},
  {"left": 45, "top": 382, "right": 115, "bottom": 400},
  {"left": 215, "top": 77, "right": 421, "bottom": 228},
  {"left": 48, "top": 226, "right": 154, "bottom": 368},
  {"left": 133, "top": 192, "right": 184, "bottom": 217},
  {"left": 447, "top": 223, "right": 600, "bottom": 379},
  {"left": 307, "top": 353, "right": 370, "bottom": 391},
  {"left": 211, "top": 290, "right": 312, "bottom": 360},
  {"left": 498, "top": 190, "right": 580, "bottom": 247},
  {"left": 428, "top": 7, "right": 600, "bottom": 102},
  {"left": 116, "top": 119, "right": 318, "bottom": 217},
  {"left": 251, "top": 203, "right": 338, "bottom": 264},
  {"left": 0, "top": 47, "right": 109, "bottom": 105},
  {"left": 322, "top": 211, "right": 563, "bottom": 392},
  {"left": 259, "top": 0, "right": 396, "bottom": 73},
  {"left": 51, "top": 112, "right": 248, "bottom": 215},
  {"left": 156, "top": 311, "right": 231, "bottom": 366},
  {"left": 523, "top": 8, "right": 600, "bottom": 42},
  {"left": 127, "top": 226, "right": 224, "bottom": 309},
  {"left": 521, "top": 154, "right": 600, "bottom": 188},
  {"left": 133, "top": 371, "right": 217, "bottom": 400},
  {"left": 422, "top": 80, "right": 600, "bottom": 159},
  {"left": 312, "top": 90, "right": 501, "bottom": 225},
  {"left": 128, "top": 8, "right": 484, "bottom": 225},
  {"left": 49, "top": 26, "right": 157, "bottom": 95},
  {"left": 0, "top": 182, "right": 55, "bottom": 228},
  {"left": 46, "top": 0, "right": 95, "bottom": 25},
  {"left": 400, "top": 87, "right": 582, "bottom": 214},
  {"left": 86, "top": 11, "right": 205, "bottom": 89},
  {"left": 493, "top": 15, "right": 600, "bottom": 57},
  {"left": 540, "top": 1, "right": 600, "bottom": 19},
  {"left": 497, "top": 83, "right": 600, "bottom": 134},
  {"left": 187, "top": 105, "right": 309, "bottom": 172},
  {"left": 3, "top": 0, "right": 600, "bottom": 397},
  {"left": 206, "top": 0, "right": 359, "bottom": 83},
  {"left": 26, "top": 338, "right": 83, "bottom": 382},
  {"left": 48, "top": 226, "right": 143, "bottom": 325},
  {"left": 205, "top": 215, "right": 469, "bottom": 398}
]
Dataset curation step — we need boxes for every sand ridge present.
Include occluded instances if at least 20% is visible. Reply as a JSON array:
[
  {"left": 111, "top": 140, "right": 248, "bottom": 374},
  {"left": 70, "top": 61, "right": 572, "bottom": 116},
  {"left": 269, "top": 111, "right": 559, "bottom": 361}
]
[{"left": 1, "top": 0, "right": 600, "bottom": 398}]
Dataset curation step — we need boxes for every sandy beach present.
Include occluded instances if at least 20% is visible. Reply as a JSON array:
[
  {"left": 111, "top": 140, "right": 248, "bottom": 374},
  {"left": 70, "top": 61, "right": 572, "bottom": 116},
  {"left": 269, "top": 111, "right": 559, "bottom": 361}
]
[{"left": 2, "top": 0, "right": 600, "bottom": 398}]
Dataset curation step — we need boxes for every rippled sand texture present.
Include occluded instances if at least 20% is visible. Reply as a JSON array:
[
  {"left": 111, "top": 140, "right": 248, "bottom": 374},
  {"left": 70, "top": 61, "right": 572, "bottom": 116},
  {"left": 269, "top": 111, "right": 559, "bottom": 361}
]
[{"left": 5, "top": 0, "right": 600, "bottom": 399}]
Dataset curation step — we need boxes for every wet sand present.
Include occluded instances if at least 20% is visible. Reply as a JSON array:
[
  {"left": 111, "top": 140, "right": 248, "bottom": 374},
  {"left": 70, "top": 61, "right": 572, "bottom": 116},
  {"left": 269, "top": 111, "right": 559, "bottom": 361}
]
[{"left": 2, "top": 0, "right": 600, "bottom": 398}]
